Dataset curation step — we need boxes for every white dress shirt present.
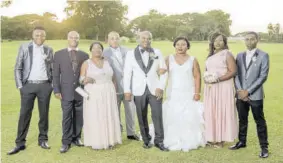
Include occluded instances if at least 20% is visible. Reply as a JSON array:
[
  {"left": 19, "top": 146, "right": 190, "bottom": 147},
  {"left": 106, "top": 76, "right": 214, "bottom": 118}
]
[
  {"left": 139, "top": 46, "right": 149, "bottom": 66},
  {"left": 28, "top": 42, "right": 48, "bottom": 80},
  {"left": 246, "top": 48, "right": 257, "bottom": 66}
]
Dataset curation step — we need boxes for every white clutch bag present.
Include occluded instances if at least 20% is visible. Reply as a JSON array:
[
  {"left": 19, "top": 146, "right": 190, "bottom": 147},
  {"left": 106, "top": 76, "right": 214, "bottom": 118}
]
[{"left": 75, "top": 87, "right": 89, "bottom": 99}]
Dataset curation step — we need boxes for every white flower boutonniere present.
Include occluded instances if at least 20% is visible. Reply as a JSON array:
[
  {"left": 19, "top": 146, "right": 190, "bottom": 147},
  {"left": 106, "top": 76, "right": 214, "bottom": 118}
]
[
  {"left": 42, "top": 53, "right": 48, "bottom": 60},
  {"left": 252, "top": 56, "right": 257, "bottom": 62},
  {"left": 149, "top": 52, "right": 158, "bottom": 60}
]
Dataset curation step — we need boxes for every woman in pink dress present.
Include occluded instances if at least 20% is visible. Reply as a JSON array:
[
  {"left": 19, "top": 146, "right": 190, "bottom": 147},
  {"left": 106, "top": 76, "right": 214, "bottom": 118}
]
[
  {"left": 203, "top": 33, "right": 238, "bottom": 148},
  {"left": 80, "top": 42, "right": 122, "bottom": 150}
]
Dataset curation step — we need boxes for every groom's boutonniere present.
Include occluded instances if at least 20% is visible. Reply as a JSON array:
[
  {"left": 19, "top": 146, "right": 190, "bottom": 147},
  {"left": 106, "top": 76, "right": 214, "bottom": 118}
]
[
  {"left": 149, "top": 49, "right": 158, "bottom": 60},
  {"left": 42, "top": 53, "right": 48, "bottom": 60}
]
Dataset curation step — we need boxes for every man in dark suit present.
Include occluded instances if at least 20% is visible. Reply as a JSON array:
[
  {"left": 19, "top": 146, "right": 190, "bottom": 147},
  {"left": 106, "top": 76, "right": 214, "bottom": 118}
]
[
  {"left": 8, "top": 26, "right": 54, "bottom": 155},
  {"left": 53, "top": 31, "right": 89, "bottom": 153}
]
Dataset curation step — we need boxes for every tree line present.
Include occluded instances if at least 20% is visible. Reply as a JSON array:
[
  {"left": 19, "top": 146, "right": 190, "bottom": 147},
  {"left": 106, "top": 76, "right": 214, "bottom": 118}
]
[{"left": 1, "top": 0, "right": 282, "bottom": 42}]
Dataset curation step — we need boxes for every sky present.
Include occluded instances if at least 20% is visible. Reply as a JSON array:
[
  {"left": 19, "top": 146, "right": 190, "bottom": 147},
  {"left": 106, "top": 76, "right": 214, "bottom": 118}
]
[{"left": 1, "top": 0, "right": 282, "bottom": 35}]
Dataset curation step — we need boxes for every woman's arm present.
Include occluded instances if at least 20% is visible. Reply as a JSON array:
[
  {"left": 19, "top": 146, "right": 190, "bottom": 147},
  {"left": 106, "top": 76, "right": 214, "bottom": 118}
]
[
  {"left": 218, "top": 52, "right": 237, "bottom": 82},
  {"left": 158, "top": 56, "right": 169, "bottom": 75},
  {"left": 79, "top": 61, "right": 88, "bottom": 85},
  {"left": 193, "top": 58, "right": 201, "bottom": 101},
  {"left": 112, "top": 75, "right": 118, "bottom": 92}
]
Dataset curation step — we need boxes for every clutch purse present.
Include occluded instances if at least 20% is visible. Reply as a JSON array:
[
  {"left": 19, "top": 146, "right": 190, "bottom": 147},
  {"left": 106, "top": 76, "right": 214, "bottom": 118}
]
[{"left": 75, "top": 87, "right": 89, "bottom": 99}]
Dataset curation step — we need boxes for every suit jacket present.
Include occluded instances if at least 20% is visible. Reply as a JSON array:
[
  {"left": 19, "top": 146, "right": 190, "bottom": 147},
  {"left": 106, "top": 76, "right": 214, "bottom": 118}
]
[
  {"left": 235, "top": 49, "right": 270, "bottom": 100},
  {"left": 123, "top": 46, "right": 168, "bottom": 96},
  {"left": 103, "top": 46, "right": 128, "bottom": 94},
  {"left": 53, "top": 48, "right": 89, "bottom": 101},
  {"left": 14, "top": 42, "right": 53, "bottom": 88}
]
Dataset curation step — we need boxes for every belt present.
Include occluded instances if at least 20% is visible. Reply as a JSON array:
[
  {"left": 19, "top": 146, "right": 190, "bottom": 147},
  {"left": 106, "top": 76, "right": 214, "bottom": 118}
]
[{"left": 27, "top": 80, "right": 49, "bottom": 84}]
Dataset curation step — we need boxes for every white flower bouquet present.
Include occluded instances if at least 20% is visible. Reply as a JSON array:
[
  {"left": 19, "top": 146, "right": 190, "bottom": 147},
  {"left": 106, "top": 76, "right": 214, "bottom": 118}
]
[{"left": 203, "top": 71, "right": 219, "bottom": 85}]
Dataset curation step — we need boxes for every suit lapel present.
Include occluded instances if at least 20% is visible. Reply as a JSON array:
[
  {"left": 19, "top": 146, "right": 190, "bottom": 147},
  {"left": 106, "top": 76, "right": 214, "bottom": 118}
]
[
  {"left": 242, "top": 52, "right": 247, "bottom": 70},
  {"left": 146, "top": 50, "right": 154, "bottom": 73},
  {"left": 28, "top": 43, "right": 33, "bottom": 67},
  {"left": 120, "top": 47, "right": 126, "bottom": 62},
  {"left": 134, "top": 46, "right": 146, "bottom": 73}
]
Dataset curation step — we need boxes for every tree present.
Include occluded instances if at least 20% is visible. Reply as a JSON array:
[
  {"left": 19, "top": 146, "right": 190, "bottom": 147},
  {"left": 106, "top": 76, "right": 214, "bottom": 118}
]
[
  {"left": 267, "top": 23, "right": 274, "bottom": 41},
  {"left": 1, "top": 0, "right": 12, "bottom": 8},
  {"left": 274, "top": 23, "right": 280, "bottom": 41},
  {"left": 64, "top": 0, "right": 128, "bottom": 40}
]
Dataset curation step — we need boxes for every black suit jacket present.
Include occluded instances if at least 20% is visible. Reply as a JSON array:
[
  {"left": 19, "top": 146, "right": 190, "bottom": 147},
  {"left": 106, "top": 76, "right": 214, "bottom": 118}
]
[
  {"left": 14, "top": 42, "right": 54, "bottom": 88},
  {"left": 53, "top": 48, "right": 89, "bottom": 101}
]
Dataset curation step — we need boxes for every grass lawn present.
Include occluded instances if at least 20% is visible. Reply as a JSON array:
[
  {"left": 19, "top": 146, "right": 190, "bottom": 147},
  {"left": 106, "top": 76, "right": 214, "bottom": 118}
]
[{"left": 1, "top": 40, "right": 283, "bottom": 163}]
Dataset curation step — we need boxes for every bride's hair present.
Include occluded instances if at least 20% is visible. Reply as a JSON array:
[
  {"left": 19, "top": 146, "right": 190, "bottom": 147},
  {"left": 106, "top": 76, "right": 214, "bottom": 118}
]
[{"left": 173, "top": 36, "right": 190, "bottom": 49}]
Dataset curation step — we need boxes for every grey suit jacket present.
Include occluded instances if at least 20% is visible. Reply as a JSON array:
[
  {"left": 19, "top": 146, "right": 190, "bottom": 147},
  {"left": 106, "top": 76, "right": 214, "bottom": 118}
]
[
  {"left": 14, "top": 42, "right": 53, "bottom": 88},
  {"left": 235, "top": 49, "right": 270, "bottom": 100},
  {"left": 53, "top": 48, "right": 89, "bottom": 101},
  {"left": 103, "top": 46, "right": 129, "bottom": 94}
]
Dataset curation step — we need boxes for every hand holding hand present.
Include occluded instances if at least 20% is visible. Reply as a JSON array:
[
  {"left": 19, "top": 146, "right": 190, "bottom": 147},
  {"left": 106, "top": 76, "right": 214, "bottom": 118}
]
[
  {"left": 157, "top": 68, "right": 167, "bottom": 75},
  {"left": 237, "top": 90, "right": 249, "bottom": 99}
]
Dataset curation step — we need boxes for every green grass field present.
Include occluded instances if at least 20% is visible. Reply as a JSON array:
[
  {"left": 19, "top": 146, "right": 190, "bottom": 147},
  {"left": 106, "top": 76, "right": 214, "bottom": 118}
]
[{"left": 1, "top": 40, "right": 283, "bottom": 163}]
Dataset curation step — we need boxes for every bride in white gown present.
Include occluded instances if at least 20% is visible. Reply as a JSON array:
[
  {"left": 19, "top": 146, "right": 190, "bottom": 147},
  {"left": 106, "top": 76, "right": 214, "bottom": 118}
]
[{"left": 149, "top": 37, "right": 206, "bottom": 151}]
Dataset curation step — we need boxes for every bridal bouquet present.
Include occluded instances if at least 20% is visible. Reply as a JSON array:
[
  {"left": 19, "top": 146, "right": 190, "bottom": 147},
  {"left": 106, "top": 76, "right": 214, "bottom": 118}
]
[{"left": 203, "top": 72, "right": 219, "bottom": 87}]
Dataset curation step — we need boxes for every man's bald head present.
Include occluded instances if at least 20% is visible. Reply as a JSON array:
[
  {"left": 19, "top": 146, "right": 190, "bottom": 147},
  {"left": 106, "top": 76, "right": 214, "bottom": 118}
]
[
  {"left": 67, "top": 31, "right": 80, "bottom": 49},
  {"left": 138, "top": 31, "right": 153, "bottom": 49}
]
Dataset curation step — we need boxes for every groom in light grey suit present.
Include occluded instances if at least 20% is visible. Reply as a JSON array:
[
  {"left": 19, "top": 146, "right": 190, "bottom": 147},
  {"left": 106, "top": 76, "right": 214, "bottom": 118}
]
[
  {"left": 103, "top": 31, "right": 139, "bottom": 141},
  {"left": 230, "top": 32, "right": 269, "bottom": 158}
]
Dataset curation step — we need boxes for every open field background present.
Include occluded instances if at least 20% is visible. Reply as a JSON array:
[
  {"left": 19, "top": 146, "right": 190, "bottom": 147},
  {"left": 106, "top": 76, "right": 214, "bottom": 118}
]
[{"left": 1, "top": 40, "right": 283, "bottom": 163}]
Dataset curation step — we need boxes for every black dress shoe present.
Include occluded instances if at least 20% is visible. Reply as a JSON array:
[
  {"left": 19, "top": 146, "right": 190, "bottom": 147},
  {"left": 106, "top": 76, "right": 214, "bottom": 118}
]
[
  {"left": 127, "top": 135, "right": 140, "bottom": 141},
  {"left": 72, "top": 139, "right": 84, "bottom": 147},
  {"left": 7, "top": 145, "right": 26, "bottom": 155},
  {"left": 155, "top": 143, "right": 169, "bottom": 151},
  {"left": 143, "top": 143, "right": 153, "bottom": 149},
  {"left": 39, "top": 141, "right": 50, "bottom": 149},
  {"left": 259, "top": 148, "right": 269, "bottom": 158},
  {"left": 60, "top": 144, "right": 70, "bottom": 153},
  {"left": 229, "top": 142, "right": 246, "bottom": 150}
]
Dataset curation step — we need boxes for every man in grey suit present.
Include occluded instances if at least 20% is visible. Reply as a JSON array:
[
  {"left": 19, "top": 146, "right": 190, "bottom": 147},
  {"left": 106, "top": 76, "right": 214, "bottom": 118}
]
[
  {"left": 53, "top": 31, "right": 89, "bottom": 153},
  {"left": 103, "top": 31, "right": 139, "bottom": 141},
  {"left": 8, "top": 26, "right": 54, "bottom": 155},
  {"left": 230, "top": 32, "right": 270, "bottom": 158}
]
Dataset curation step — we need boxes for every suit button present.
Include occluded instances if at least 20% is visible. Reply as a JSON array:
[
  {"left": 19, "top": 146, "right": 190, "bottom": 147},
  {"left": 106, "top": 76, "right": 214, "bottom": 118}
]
[{"left": 73, "top": 82, "right": 76, "bottom": 85}]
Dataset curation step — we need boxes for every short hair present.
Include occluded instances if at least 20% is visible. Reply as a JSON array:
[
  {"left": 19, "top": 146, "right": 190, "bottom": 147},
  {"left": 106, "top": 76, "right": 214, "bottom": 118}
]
[
  {"left": 246, "top": 31, "right": 259, "bottom": 40},
  {"left": 89, "top": 42, "right": 104, "bottom": 52},
  {"left": 173, "top": 36, "right": 190, "bottom": 49},
  {"left": 108, "top": 31, "right": 120, "bottom": 39},
  {"left": 33, "top": 26, "right": 45, "bottom": 31},
  {"left": 67, "top": 31, "right": 80, "bottom": 39},
  {"left": 138, "top": 31, "right": 153, "bottom": 39}
]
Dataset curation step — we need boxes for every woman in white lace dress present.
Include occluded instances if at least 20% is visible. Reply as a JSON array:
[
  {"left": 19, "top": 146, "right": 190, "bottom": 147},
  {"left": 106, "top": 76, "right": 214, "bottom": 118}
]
[{"left": 154, "top": 37, "right": 206, "bottom": 151}]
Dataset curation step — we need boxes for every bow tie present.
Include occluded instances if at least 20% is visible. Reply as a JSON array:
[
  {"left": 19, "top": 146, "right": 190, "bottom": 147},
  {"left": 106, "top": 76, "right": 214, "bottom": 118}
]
[{"left": 141, "top": 48, "right": 151, "bottom": 53}]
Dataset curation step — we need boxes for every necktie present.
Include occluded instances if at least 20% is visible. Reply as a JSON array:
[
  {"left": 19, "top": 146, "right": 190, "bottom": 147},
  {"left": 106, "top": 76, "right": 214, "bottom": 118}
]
[{"left": 70, "top": 50, "right": 78, "bottom": 72}]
